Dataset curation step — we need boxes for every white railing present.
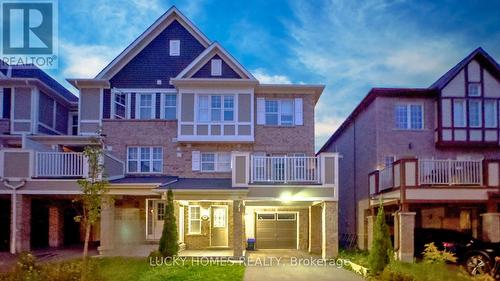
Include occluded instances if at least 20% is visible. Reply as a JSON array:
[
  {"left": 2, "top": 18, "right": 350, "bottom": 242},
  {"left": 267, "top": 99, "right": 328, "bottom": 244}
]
[
  {"left": 35, "top": 152, "right": 88, "bottom": 178},
  {"left": 418, "top": 159, "right": 482, "bottom": 185},
  {"left": 251, "top": 156, "right": 320, "bottom": 183},
  {"left": 378, "top": 165, "right": 394, "bottom": 191}
]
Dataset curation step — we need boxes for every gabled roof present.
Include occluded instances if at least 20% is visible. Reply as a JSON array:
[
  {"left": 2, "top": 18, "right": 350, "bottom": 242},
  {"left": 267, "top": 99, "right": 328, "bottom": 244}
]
[
  {"left": 95, "top": 6, "right": 211, "bottom": 80},
  {"left": 430, "top": 47, "right": 500, "bottom": 90},
  {"left": 317, "top": 88, "right": 437, "bottom": 153},
  {"left": 174, "top": 42, "right": 256, "bottom": 80}
]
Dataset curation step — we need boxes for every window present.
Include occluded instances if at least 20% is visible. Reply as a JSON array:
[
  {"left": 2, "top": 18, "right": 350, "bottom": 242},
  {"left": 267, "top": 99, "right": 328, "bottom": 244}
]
[
  {"left": 70, "top": 114, "right": 78, "bottom": 135},
  {"left": 200, "top": 152, "right": 231, "bottom": 172},
  {"left": 188, "top": 206, "right": 201, "bottom": 234},
  {"left": 257, "top": 213, "right": 275, "bottom": 220},
  {"left": 280, "top": 99, "right": 293, "bottom": 126},
  {"left": 468, "top": 100, "right": 482, "bottom": 127},
  {"left": 468, "top": 83, "right": 481, "bottom": 97},
  {"left": 213, "top": 208, "right": 226, "bottom": 228},
  {"left": 264, "top": 99, "right": 295, "bottom": 126},
  {"left": 265, "top": 100, "right": 279, "bottom": 125},
  {"left": 453, "top": 100, "right": 466, "bottom": 127},
  {"left": 197, "top": 95, "right": 235, "bottom": 122},
  {"left": 157, "top": 203, "right": 165, "bottom": 221},
  {"left": 484, "top": 100, "right": 497, "bottom": 128},
  {"left": 113, "top": 92, "right": 127, "bottom": 119},
  {"left": 384, "top": 156, "right": 395, "bottom": 167},
  {"left": 169, "top": 40, "right": 180, "bottom": 56},
  {"left": 127, "top": 147, "right": 163, "bottom": 173},
  {"left": 138, "top": 94, "right": 154, "bottom": 119},
  {"left": 164, "top": 94, "right": 176, "bottom": 120},
  {"left": 394, "top": 104, "right": 423, "bottom": 130},
  {"left": 211, "top": 59, "right": 222, "bottom": 76},
  {"left": 277, "top": 213, "right": 296, "bottom": 221}
]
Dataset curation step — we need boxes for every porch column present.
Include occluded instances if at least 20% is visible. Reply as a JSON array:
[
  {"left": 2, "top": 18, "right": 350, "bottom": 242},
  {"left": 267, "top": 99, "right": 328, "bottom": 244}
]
[
  {"left": 309, "top": 204, "right": 322, "bottom": 254},
  {"left": 11, "top": 193, "right": 31, "bottom": 253},
  {"left": 48, "top": 206, "right": 64, "bottom": 247},
  {"left": 366, "top": 215, "right": 376, "bottom": 251},
  {"left": 395, "top": 212, "right": 416, "bottom": 262},
  {"left": 98, "top": 196, "right": 115, "bottom": 255},
  {"left": 481, "top": 213, "right": 500, "bottom": 243},
  {"left": 321, "top": 201, "right": 338, "bottom": 259},
  {"left": 232, "top": 200, "right": 244, "bottom": 257}
]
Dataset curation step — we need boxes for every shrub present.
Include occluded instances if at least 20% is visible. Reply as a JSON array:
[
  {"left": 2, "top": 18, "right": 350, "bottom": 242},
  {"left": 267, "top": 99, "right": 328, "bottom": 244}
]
[
  {"left": 368, "top": 202, "right": 393, "bottom": 275},
  {"left": 158, "top": 189, "right": 179, "bottom": 257},
  {"left": 421, "top": 242, "right": 457, "bottom": 264}
]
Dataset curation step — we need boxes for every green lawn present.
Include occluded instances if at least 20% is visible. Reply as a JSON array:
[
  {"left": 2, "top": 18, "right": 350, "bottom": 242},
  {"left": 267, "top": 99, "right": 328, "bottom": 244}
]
[{"left": 0, "top": 257, "right": 246, "bottom": 281}]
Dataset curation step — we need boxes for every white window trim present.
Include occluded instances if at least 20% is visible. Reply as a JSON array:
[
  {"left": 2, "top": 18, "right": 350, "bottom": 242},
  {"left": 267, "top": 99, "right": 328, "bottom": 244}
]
[
  {"left": 196, "top": 94, "right": 235, "bottom": 123},
  {"left": 112, "top": 91, "right": 128, "bottom": 119},
  {"left": 188, "top": 205, "right": 202, "bottom": 235},
  {"left": 453, "top": 99, "right": 466, "bottom": 128},
  {"left": 484, "top": 100, "right": 497, "bottom": 128},
  {"left": 111, "top": 89, "right": 177, "bottom": 120},
  {"left": 169, "top": 40, "right": 180, "bottom": 56},
  {"left": 136, "top": 93, "right": 155, "bottom": 120},
  {"left": 127, "top": 146, "right": 163, "bottom": 174},
  {"left": 161, "top": 93, "right": 177, "bottom": 120},
  {"left": 211, "top": 59, "right": 222, "bottom": 76},
  {"left": 394, "top": 103, "right": 424, "bottom": 130},
  {"left": 468, "top": 100, "right": 482, "bottom": 128},
  {"left": 200, "top": 152, "right": 232, "bottom": 172},
  {"left": 468, "top": 83, "right": 482, "bottom": 97},
  {"left": 68, "top": 112, "right": 78, "bottom": 135},
  {"left": 264, "top": 99, "right": 295, "bottom": 126}
]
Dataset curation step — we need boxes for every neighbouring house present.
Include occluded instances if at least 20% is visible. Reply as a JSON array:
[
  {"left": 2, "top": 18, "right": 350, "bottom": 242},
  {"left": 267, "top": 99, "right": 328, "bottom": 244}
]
[
  {"left": 318, "top": 47, "right": 500, "bottom": 261},
  {"left": 0, "top": 6, "right": 339, "bottom": 258},
  {"left": 0, "top": 61, "right": 83, "bottom": 252}
]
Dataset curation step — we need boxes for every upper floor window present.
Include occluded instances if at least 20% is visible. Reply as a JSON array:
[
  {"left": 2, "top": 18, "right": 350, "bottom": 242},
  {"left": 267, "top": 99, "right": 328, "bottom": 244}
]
[
  {"left": 468, "top": 100, "right": 482, "bottom": 127},
  {"left": 265, "top": 99, "right": 294, "bottom": 126},
  {"left": 70, "top": 113, "right": 78, "bottom": 135},
  {"left": 468, "top": 83, "right": 481, "bottom": 97},
  {"left": 394, "top": 103, "right": 423, "bottom": 130},
  {"left": 200, "top": 152, "right": 231, "bottom": 172},
  {"left": 197, "top": 95, "right": 234, "bottom": 122},
  {"left": 484, "top": 100, "right": 497, "bottom": 128},
  {"left": 211, "top": 59, "right": 222, "bottom": 76},
  {"left": 164, "top": 94, "right": 176, "bottom": 120},
  {"left": 453, "top": 100, "right": 466, "bottom": 127},
  {"left": 169, "top": 40, "right": 180, "bottom": 56},
  {"left": 127, "top": 146, "right": 163, "bottom": 173},
  {"left": 138, "top": 94, "right": 154, "bottom": 119},
  {"left": 114, "top": 92, "right": 127, "bottom": 119}
]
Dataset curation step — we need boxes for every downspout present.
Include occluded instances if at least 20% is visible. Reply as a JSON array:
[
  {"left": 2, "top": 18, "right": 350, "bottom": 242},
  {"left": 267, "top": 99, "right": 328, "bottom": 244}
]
[
  {"left": 3, "top": 179, "right": 26, "bottom": 254},
  {"left": 353, "top": 119, "right": 357, "bottom": 239}
]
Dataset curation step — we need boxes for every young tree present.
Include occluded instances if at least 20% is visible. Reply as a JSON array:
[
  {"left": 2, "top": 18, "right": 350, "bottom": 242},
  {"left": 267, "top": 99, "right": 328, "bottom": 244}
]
[
  {"left": 74, "top": 136, "right": 108, "bottom": 258},
  {"left": 158, "top": 189, "right": 179, "bottom": 257},
  {"left": 368, "top": 200, "right": 393, "bottom": 275}
]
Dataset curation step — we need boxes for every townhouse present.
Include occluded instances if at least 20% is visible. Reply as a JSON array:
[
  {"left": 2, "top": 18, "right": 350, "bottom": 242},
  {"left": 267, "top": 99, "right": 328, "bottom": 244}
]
[
  {"left": 0, "top": 7, "right": 339, "bottom": 259},
  {"left": 319, "top": 47, "right": 500, "bottom": 261}
]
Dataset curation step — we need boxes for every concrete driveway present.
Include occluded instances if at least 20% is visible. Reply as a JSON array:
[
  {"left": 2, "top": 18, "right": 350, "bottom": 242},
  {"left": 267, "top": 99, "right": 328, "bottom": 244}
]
[{"left": 244, "top": 250, "right": 365, "bottom": 281}]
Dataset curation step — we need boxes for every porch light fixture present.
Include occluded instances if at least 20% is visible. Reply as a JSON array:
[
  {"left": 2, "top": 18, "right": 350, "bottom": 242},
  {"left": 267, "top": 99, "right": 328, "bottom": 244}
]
[{"left": 279, "top": 192, "right": 293, "bottom": 203}]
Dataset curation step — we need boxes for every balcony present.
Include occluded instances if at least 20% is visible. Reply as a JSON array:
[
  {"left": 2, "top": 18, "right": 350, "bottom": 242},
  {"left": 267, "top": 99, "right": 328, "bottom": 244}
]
[
  {"left": 35, "top": 152, "right": 88, "bottom": 178},
  {"left": 369, "top": 158, "right": 500, "bottom": 195},
  {"left": 250, "top": 156, "right": 320, "bottom": 184}
]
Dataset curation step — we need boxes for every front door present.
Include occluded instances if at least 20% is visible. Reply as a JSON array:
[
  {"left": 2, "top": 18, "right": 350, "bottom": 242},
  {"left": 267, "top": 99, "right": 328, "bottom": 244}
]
[
  {"left": 210, "top": 206, "right": 228, "bottom": 247},
  {"left": 147, "top": 200, "right": 165, "bottom": 240}
]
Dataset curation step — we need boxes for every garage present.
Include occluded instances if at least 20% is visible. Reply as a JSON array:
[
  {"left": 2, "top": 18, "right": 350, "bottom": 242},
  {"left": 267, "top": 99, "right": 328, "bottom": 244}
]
[{"left": 255, "top": 212, "right": 297, "bottom": 249}]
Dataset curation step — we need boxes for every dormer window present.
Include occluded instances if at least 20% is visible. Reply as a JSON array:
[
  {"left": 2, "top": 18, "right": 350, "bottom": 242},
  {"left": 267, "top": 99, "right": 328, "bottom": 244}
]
[
  {"left": 468, "top": 83, "right": 481, "bottom": 97},
  {"left": 211, "top": 59, "right": 222, "bottom": 76},
  {"left": 169, "top": 40, "right": 180, "bottom": 56}
]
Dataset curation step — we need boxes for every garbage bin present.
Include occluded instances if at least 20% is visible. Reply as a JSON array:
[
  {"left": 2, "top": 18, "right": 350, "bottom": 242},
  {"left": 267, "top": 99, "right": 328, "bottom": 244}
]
[{"left": 246, "top": 238, "right": 256, "bottom": 251}]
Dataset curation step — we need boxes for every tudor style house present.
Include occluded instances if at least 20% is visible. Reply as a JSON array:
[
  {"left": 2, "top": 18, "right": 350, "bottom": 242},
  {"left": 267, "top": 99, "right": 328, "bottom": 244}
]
[
  {"left": 319, "top": 47, "right": 500, "bottom": 262},
  {"left": 0, "top": 7, "right": 339, "bottom": 258}
]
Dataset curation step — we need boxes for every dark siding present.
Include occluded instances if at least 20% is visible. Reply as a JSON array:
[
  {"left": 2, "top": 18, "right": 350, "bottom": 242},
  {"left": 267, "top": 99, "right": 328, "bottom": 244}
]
[
  {"left": 3, "top": 88, "right": 10, "bottom": 119},
  {"left": 103, "top": 89, "right": 111, "bottom": 119},
  {"left": 55, "top": 103, "right": 69, "bottom": 133},
  {"left": 110, "top": 20, "right": 206, "bottom": 88},
  {"left": 192, "top": 54, "right": 242, "bottom": 79},
  {"left": 39, "top": 92, "right": 54, "bottom": 127},
  {"left": 130, "top": 93, "right": 136, "bottom": 119},
  {"left": 38, "top": 125, "right": 58, "bottom": 135},
  {"left": 155, "top": 93, "right": 161, "bottom": 119}
]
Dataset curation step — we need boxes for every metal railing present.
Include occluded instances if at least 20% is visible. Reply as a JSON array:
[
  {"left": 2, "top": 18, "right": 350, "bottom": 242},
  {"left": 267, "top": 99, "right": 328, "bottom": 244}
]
[
  {"left": 250, "top": 156, "right": 320, "bottom": 183},
  {"left": 35, "top": 152, "right": 88, "bottom": 178},
  {"left": 418, "top": 159, "right": 482, "bottom": 185}
]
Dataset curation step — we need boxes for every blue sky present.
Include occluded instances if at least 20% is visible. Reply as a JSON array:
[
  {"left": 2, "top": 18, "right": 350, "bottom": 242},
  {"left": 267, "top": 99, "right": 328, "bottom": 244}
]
[{"left": 51, "top": 0, "right": 500, "bottom": 150}]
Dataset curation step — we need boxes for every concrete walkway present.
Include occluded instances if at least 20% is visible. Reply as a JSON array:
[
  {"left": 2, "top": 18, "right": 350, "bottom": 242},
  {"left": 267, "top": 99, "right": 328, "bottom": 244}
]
[{"left": 244, "top": 250, "right": 365, "bottom": 281}]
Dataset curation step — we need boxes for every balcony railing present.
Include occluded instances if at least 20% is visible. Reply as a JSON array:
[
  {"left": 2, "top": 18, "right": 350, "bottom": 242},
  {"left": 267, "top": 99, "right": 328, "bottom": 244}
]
[
  {"left": 418, "top": 159, "right": 482, "bottom": 185},
  {"left": 250, "top": 156, "right": 320, "bottom": 183},
  {"left": 35, "top": 152, "right": 88, "bottom": 178},
  {"left": 378, "top": 165, "right": 393, "bottom": 191}
]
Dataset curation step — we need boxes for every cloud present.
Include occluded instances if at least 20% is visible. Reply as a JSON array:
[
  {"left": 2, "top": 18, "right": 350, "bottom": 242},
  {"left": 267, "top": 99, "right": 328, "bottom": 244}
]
[
  {"left": 253, "top": 68, "right": 292, "bottom": 84},
  {"left": 60, "top": 42, "right": 120, "bottom": 78}
]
